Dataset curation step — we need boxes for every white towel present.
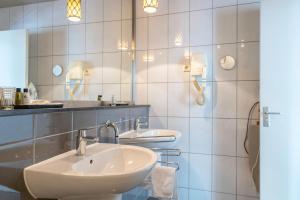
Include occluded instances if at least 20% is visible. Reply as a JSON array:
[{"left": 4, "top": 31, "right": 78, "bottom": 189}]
[{"left": 151, "top": 165, "right": 177, "bottom": 199}]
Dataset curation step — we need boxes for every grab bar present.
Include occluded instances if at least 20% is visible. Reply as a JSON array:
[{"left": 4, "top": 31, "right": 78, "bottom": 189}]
[
  {"left": 157, "top": 161, "right": 179, "bottom": 171},
  {"left": 151, "top": 148, "right": 181, "bottom": 156}
]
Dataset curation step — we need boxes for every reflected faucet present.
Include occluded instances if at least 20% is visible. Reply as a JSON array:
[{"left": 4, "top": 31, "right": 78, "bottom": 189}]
[
  {"left": 100, "top": 120, "right": 120, "bottom": 144},
  {"left": 135, "top": 117, "right": 148, "bottom": 133},
  {"left": 76, "top": 129, "right": 99, "bottom": 156}
]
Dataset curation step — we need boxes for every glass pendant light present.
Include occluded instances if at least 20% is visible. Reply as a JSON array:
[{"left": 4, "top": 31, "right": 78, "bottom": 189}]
[
  {"left": 143, "top": 0, "right": 158, "bottom": 14},
  {"left": 67, "top": 0, "right": 81, "bottom": 22}
]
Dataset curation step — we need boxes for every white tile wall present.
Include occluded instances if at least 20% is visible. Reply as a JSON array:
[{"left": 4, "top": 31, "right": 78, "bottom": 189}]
[
  {"left": 0, "top": 0, "right": 132, "bottom": 101},
  {"left": 135, "top": 0, "right": 260, "bottom": 199}
]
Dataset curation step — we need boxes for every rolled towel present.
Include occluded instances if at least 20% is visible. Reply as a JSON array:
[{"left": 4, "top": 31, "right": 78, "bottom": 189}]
[{"left": 151, "top": 165, "right": 176, "bottom": 199}]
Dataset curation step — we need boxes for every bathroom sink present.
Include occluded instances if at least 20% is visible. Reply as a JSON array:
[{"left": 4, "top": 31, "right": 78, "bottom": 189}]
[
  {"left": 119, "top": 129, "right": 181, "bottom": 148},
  {"left": 24, "top": 143, "right": 157, "bottom": 200}
]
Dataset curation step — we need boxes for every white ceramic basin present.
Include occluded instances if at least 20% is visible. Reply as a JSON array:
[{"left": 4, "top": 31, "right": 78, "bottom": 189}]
[
  {"left": 119, "top": 129, "right": 181, "bottom": 148},
  {"left": 24, "top": 143, "right": 157, "bottom": 200}
]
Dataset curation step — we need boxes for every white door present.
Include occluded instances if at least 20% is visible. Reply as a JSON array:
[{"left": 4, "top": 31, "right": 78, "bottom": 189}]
[{"left": 260, "top": 1, "right": 300, "bottom": 200}]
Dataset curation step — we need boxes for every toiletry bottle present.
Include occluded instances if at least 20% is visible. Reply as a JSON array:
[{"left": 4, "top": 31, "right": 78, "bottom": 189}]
[
  {"left": 23, "top": 88, "right": 31, "bottom": 104},
  {"left": 97, "top": 95, "right": 103, "bottom": 106},
  {"left": 15, "top": 88, "right": 23, "bottom": 105}
]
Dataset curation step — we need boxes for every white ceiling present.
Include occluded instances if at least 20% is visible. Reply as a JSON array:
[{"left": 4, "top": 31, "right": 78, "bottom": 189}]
[{"left": 0, "top": 0, "right": 55, "bottom": 8}]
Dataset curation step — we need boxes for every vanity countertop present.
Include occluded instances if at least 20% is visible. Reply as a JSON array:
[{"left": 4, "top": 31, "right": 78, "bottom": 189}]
[{"left": 0, "top": 102, "right": 150, "bottom": 117}]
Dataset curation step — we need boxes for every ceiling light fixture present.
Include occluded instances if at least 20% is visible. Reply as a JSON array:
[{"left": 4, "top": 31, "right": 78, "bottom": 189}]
[
  {"left": 67, "top": 0, "right": 81, "bottom": 22},
  {"left": 143, "top": 0, "right": 158, "bottom": 14}
]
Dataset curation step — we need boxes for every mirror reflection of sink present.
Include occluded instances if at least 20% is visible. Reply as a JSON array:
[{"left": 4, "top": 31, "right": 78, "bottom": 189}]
[
  {"left": 24, "top": 143, "right": 157, "bottom": 200},
  {"left": 119, "top": 129, "right": 181, "bottom": 148}
]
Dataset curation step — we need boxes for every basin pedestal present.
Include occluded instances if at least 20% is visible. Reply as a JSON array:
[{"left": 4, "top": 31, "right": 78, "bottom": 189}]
[{"left": 61, "top": 194, "right": 122, "bottom": 200}]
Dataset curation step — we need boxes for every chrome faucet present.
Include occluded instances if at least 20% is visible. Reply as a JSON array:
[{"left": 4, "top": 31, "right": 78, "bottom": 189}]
[
  {"left": 76, "top": 129, "right": 99, "bottom": 156},
  {"left": 135, "top": 117, "right": 148, "bottom": 132},
  {"left": 100, "top": 120, "right": 120, "bottom": 144}
]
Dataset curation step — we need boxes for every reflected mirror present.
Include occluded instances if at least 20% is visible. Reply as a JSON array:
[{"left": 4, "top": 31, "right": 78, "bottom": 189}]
[{"left": 0, "top": 0, "right": 134, "bottom": 102}]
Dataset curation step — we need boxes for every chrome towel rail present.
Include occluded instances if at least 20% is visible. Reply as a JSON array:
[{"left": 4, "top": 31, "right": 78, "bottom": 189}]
[{"left": 151, "top": 148, "right": 181, "bottom": 157}]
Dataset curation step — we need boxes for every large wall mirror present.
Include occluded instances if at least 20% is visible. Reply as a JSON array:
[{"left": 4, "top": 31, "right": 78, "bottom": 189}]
[{"left": 0, "top": 0, "right": 134, "bottom": 102}]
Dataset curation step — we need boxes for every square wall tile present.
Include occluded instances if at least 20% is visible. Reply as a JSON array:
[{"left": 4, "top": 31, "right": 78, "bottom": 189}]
[
  {"left": 9, "top": 6, "right": 24, "bottom": 29},
  {"left": 189, "top": 154, "right": 212, "bottom": 190},
  {"left": 136, "top": 18, "right": 148, "bottom": 50},
  {"left": 238, "top": 3, "right": 260, "bottom": 42},
  {"left": 237, "top": 196, "right": 259, "bottom": 200},
  {"left": 168, "top": 47, "right": 190, "bottom": 82},
  {"left": 190, "top": 118, "right": 213, "bottom": 154},
  {"left": 178, "top": 188, "right": 189, "bottom": 200},
  {"left": 213, "top": 6, "right": 237, "bottom": 44},
  {"left": 35, "top": 112, "right": 72, "bottom": 138},
  {"left": 238, "top": 42, "right": 260, "bottom": 80},
  {"left": 190, "top": 10, "right": 213, "bottom": 46},
  {"left": 167, "top": 117, "right": 189, "bottom": 152},
  {"left": 135, "top": 83, "right": 148, "bottom": 104},
  {"left": 53, "top": 85, "right": 66, "bottom": 100},
  {"left": 104, "top": 0, "right": 122, "bottom": 21},
  {"left": 0, "top": 115, "right": 33, "bottom": 146},
  {"left": 148, "top": 83, "right": 167, "bottom": 117},
  {"left": 149, "top": 117, "right": 168, "bottom": 129},
  {"left": 148, "top": 49, "right": 168, "bottom": 83},
  {"left": 53, "top": 0, "right": 69, "bottom": 26},
  {"left": 168, "top": 83, "right": 190, "bottom": 117},
  {"left": 38, "top": 27, "right": 52, "bottom": 56},
  {"left": 238, "top": 0, "right": 260, "bottom": 3},
  {"left": 169, "top": 153, "right": 189, "bottom": 188},
  {"left": 190, "top": 82, "right": 213, "bottom": 118},
  {"left": 136, "top": 51, "right": 148, "bottom": 83},
  {"left": 213, "top": 119, "right": 237, "bottom": 156},
  {"left": 73, "top": 110, "right": 97, "bottom": 130},
  {"left": 149, "top": 15, "right": 168, "bottom": 49},
  {"left": 122, "top": 0, "right": 132, "bottom": 19},
  {"left": 121, "top": 52, "right": 132, "bottom": 83},
  {"left": 38, "top": 56, "right": 53, "bottom": 85},
  {"left": 69, "top": 24, "right": 86, "bottom": 54},
  {"left": 213, "top": 81, "right": 237, "bottom": 118},
  {"left": 24, "top": 4, "right": 37, "bottom": 29},
  {"left": 86, "top": 0, "right": 103, "bottom": 23},
  {"left": 237, "top": 158, "right": 259, "bottom": 196},
  {"left": 0, "top": 140, "right": 33, "bottom": 199},
  {"left": 35, "top": 132, "right": 72, "bottom": 163},
  {"left": 121, "top": 83, "right": 131, "bottom": 101},
  {"left": 212, "top": 192, "right": 236, "bottom": 200},
  {"left": 169, "top": 0, "right": 189, "bottom": 13},
  {"left": 213, "top": 44, "right": 237, "bottom": 81},
  {"left": 169, "top": 12, "right": 189, "bottom": 48},
  {"left": 37, "top": 86, "right": 53, "bottom": 100},
  {"left": 213, "top": 155, "right": 236, "bottom": 194},
  {"left": 28, "top": 29, "right": 38, "bottom": 57},
  {"left": 0, "top": 8, "right": 9, "bottom": 30},
  {"left": 86, "top": 22, "right": 103, "bottom": 53},
  {"left": 213, "top": 0, "right": 237, "bottom": 7},
  {"left": 237, "top": 81, "right": 259, "bottom": 119},
  {"left": 103, "top": 52, "right": 121, "bottom": 83},
  {"left": 102, "top": 84, "right": 121, "bottom": 101},
  {"left": 190, "top": 0, "right": 213, "bottom": 11},
  {"left": 85, "top": 53, "right": 102, "bottom": 84},
  {"left": 53, "top": 26, "right": 69, "bottom": 55},
  {"left": 103, "top": 21, "right": 121, "bottom": 52},
  {"left": 190, "top": 190, "right": 211, "bottom": 200},
  {"left": 122, "top": 20, "right": 132, "bottom": 51},
  {"left": 37, "top": 2, "right": 53, "bottom": 28},
  {"left": 29, "top": 58, "right": 38, "bottom": 85}
]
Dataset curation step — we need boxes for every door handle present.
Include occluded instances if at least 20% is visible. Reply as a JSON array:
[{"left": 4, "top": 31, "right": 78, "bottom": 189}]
[{"left": 263, "top": 107, "right": 280, "bottom": 127}]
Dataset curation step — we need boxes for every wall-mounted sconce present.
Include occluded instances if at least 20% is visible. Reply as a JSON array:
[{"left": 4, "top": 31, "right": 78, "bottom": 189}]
[
  {"left": 118, "top": 40, "right": 129, "bottom": 51},
  {"left": 143, "top": 0, "right": 158, "bottom": 14},
  {"left": 67, "top": 0, "right": 81, "bottom": 22}
]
